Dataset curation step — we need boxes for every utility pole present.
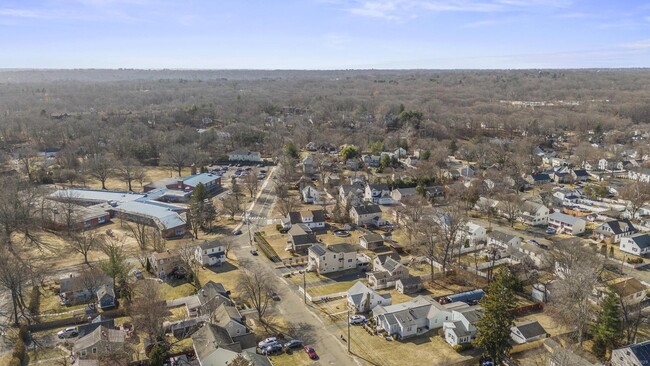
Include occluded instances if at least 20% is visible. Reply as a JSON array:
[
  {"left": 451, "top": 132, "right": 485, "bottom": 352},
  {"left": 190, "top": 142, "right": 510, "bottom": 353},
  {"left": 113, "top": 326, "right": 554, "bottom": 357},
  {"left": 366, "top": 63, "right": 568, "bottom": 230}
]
[
  {"left": 245, "top": 211, "right": 253, "bottom": 247},
  {"left": 347, "top": 309, "right": 351, "bottom": 353},
  {"left": 302, "top": 270, "right": 307, "bottom": 304}
]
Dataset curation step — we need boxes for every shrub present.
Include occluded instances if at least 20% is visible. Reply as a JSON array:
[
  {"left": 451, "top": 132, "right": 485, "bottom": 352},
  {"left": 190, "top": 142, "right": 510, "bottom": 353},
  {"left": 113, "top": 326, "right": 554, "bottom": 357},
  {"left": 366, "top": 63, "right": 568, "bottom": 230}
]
[
  {"left": 452, "top": 343, "right": 473, "bottom": 352},
  {"left": 276, "top": 224, "right": 283, "bottom": 231},
  {"left": 627, "top": 257, "right": 643, "bottom": 264},
  {"left": 28, "top": 286, "right": 41, "bottom": 316},
  {"left": 7, "top": 357, "right": 21, "bottom": 366}
]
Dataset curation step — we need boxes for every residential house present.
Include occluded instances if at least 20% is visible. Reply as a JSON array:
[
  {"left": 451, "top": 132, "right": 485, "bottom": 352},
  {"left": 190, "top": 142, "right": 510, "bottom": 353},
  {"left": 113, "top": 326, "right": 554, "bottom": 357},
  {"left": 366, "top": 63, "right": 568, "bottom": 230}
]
[
  {"left": 458, "top": 165, "right": 475, "bottom": 179},
  {"left": 359, "top": 233, "right": 384, "bottom": 250},
  {"left": 287, "top": 209, "right": 326, "bottom": 229},
  {"left": 373, "top": 296, "right": 467, "bottom": 339},
  {"left": 228, "top": 149, "right": 261, "bottom": 163},
  {"left": 73, "top": 326, "right": 127, "bottom": 362},
  {"left": 368, "top": 257, "right": 409, "bottom": 290},
  {"left": 611, "top": 340, "right": 650, "bottom": 366},
  {"left": 345, "top": 159, "right": 360, "bottom": 171},
  {"left": 518, "top": 201, "right": 549, "bottom": 227},
  {"left": 191, "top": 324, "right": 270, "bottom": 366},
  {"left": 595, "top": 219, "right": 637, "bottom": 243},
  {"left": 511, "top": 321, "right": 548, "bottom": 344},
  {"left": 620, "top": 233, "right": 650, "bottom": 256},
  {"left": 424, "top": 186, "right": 445, "bottom": 203},
  {"left": 548, "top": 212, "right": 586, "bottom": 235},
  {"left": 518, "top": 243, "right": 551, "bottom": 268},
  {"left": 405, "top": 156, "right": 419, "bottom": 166},
  {"left": 211, "top": 302, "right": 253, "bottom": 341},
  {"left": 443, "top": 305, "right": 483, "bottom": 346},
  {"left": 308, "top": 243, "right": 359, "bottom": 274},
  {"left": 302, "top": 155, "right": 315, "bottom": 175},
  {"left": 195, "top": 281, "right": 234, "bottom": 317},
  {"left": 300, "top": 185, "right": 324, "bottom": 204},
  {"left": 350, "top": 203, "right": 385, "bottom": 226},
  {"left": 365, "top": 183, "right": 393, "bottom": 205},
  {"left": 525, "top": 173, "right": 552, "bottom": 185},
  {"left": 151, "top": 250, "right": 182, "bottom": 279},
  {"left": 339, "top": 182, "right": 365, "bottom": 207},
  {"left": 394, "top": 147, "right": 407, "bottom": 158},
  {"left": 324, "top": 174, "right": 340, "bottom": 187},
  {"left": 551, "top": 170, "right": 572, "bottom": 184},
  {"left": 77, "top": 315, "right": 116, "bottom": 338},
  {"left": 458, "top": 222, "right": 486, "bottom": 245},
  {"left": 487, "top": 231, "right": 521, "bottom": 249},
  {"left": 287, "top": 224, "right": 318, "bottom": 253},
  {"left": 598, "top": 278, "right": 647, "bottom": 306},
  {"left": 531, "top": 281, "right": 555, "bottom": 303},
  {"left": 306, "top": 142, "right": 316, "bottom": 151},
  {"left": 373, "top": 253, "right": 402, "bottom": 270},
  {"left": 347, "top": 281, "right": 392, "bottom": 313},
  {"left": 571, "top": 169, "right": 590, "bottom": 182},
  {"left": 629, "top": 168, "right": 650, "bottom": 183},
  {"left": 59, "top": 275, "right": 113, "bottom": 306},
  {"left": 195, "top": 240, "right": 226, "bottom": 267},
  {"left": 96, "top": 285, "right": 116, "bottom": 310},
  {"left": 362, "top": 154, "right": 382, "bottom": 167},
  {"left": 396, "top": 276, "right": 422, "bottom": 294},
  {"left": 391, "top": 187, "right": 417, "bottom": 203}
]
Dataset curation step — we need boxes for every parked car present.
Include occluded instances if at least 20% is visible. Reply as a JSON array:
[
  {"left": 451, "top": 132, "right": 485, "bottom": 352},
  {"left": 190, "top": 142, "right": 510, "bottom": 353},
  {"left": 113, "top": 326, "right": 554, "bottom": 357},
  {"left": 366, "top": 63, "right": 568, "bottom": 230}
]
[
  {"left": 258, "top": 337, "right": 278, "bottom": 348},
  {"left": 284, "top": 339, "right": 302, "bottom": 349},
  {"left": 57, "top": 327, "right": 78, "bottom": 339},
  {"left": 545, "top": 227, "right": 556, "bottom": 234},
  {"left": 304, "top": 345, "right": 318, "bottom": 360},
  {"left": 263, "top": 343, "right": 283, "bottom": 355},
  {"left": 250, "top": 248, "right": 258, "bottom": 256},
  {"left": 349, "top": 315, "right": 366, "bottom": 325},
  {"left": 132, "top": 269, "right": 144, "bottom": 280},
  {"left": 269, "top": 291, "right": 281, "bottom": 301},
  {"left": 233, "top": 229, "right": 242, "bottom": 235}
]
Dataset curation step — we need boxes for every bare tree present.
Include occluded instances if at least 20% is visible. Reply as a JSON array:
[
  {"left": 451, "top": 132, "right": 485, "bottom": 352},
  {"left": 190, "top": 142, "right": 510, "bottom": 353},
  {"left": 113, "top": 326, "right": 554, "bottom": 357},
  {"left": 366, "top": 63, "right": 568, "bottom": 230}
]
[
  {"left": 161, "top": 144, "right": 194, "bottom": 176},
  {"left": 401, "top": 195, "right": 428, "bottom": 246},
  {"left": 69, "top": 230, "right": 102, "bottom": 265},
  {"left": 116, "top": 158, "right": 146, "bottom": 192},
  {"left": 415, "top": 217, "right": 439, "bottom": 281},
  {"left": 237, "top": 265, "right": 274, "bottom": 324},
  {"left": 177, "top": 244, "right": 201, "bottom": 289},
  {"left": 432, "top": 204, "right": 467, "bottom": 274},
  {"left": 78, "top": 266, "right": 107, "bottom": 303},
  {"left": 619, "top": 180, "right": 650, "bottom": 219},
  {"left": 0, "top": 246, "right": 33, "bottom": 325},
  {"left": 275, "top": 181, "right": 298, "bottom": 217},
  {"left": 243, "top": 168, "right": 260, "bottom": 198},
  {"left": 619, "top": 298, "right": 648, "bottom": 345},
  {"left": 497, "top": 193, "right": 522, "bottom": 228},
  {"left": 0, "top": 177, "right": 43, "bottom": 248},
  {"left": 17, "top": 146, "right": 37, "bottom": 181},
  {"left": 150, "top": 228, "right": 166, "bottom": 253},
  {"left": 126, "top": 221, "right": 148, "bottom": 252},
  {"left": 220, "top": 194, "right": 241, "bottom": 220},
  {"left": 87, "top": 155, "right": 114, "bottom": 190},
  {"left": 52, "top": 189, "right": 81, "bottom": 233},
  {"left": 552, "top": 239, "right": 603, "bottom": 346},
  {"left": 129, "top": 280, "right": 168, "bottom": 344}
]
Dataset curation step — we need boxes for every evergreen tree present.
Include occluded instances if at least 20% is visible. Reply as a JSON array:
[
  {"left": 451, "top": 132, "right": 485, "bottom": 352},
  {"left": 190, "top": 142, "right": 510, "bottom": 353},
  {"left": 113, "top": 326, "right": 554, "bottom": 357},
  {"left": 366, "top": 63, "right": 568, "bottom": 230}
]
[
  {"left": 591, "top": 291, "right": 622, "bottom": 359},
  {"left": 284, "top": 142, "right": 299, "bottom": 159},
  {"left": 474, "top": 268, "right": 516, "bottom": 363},
  {"left": 420, "top": 149, "right": 431, "bottom": 160},
  {"left": 449, "top": 139, "right": 458, "bottom": 154},
  {"left": 148, "top": 344, "right": 167, "bottom": 366}
]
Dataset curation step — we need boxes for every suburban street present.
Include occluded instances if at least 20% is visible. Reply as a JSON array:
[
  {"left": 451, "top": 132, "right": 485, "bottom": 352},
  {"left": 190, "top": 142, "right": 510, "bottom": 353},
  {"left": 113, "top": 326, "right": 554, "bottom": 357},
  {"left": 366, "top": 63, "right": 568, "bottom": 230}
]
[{"left": 232, "top": 168, "right": 360, "bottom": 366}]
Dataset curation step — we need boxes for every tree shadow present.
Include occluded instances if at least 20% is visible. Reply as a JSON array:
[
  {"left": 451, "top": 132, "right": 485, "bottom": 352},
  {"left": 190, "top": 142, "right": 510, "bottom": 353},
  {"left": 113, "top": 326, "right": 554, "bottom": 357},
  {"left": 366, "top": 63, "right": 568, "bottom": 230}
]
[{"left": 205, "top": 261, "right": 239, "bottom": 275}]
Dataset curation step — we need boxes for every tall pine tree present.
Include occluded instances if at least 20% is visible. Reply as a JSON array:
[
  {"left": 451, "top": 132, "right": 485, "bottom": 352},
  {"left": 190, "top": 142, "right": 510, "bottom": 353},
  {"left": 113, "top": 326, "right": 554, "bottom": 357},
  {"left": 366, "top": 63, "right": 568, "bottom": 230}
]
[
  {"left": 474, "top": 268, "right": 516, "bottom": 363},
  {"left": 591, "top": 291, "right": 622, "bottom": 359}
]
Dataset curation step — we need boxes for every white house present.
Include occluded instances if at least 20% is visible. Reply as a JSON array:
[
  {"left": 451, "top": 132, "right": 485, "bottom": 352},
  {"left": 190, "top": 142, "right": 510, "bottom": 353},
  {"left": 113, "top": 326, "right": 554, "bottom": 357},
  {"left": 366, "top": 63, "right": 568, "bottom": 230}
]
[
  {"left": 287, "top": 210, "right": 326, "bottom": 229},
  {"left": 611, "top": 340, "right": 650, "bottom": 366},
  {"left": 510, "top": 321, "right": 548, "bottom": 344},
  {"left": 443, "top": 305, "right": 483, "bottom": 346},
  {"left": 548, "top": 212, "right": 586, "bottom": 235},
  {"left": 364, "top": 183, "right": 393, "bottom": 205},
  {"left": 620, "top": 233, "right": 650, "bottom": 256},
  {"left": 391, "top": 187, "right": 417, "bottom": 202},
  {"left": 308, "top": 243, "right": 359, "bottom": 274},
  {"left": 458, "top": 222, "right": 486, "bottom": 245},
  {"left": 487, "top": 231, "right": 521, "bottom": 249},
  {"left": 347, "top": 281, "right": 392, "bottom": 313},
  {"left": 228, "top": 149, "right": 261, "bottom": 163},
  {"left": 628, "top": 168, "right": 650, "bottom": 183},
  {"left": 195, "top": 241, "right": 226, "bottom": 267},
  {"left": 301, "top": 185, "right": 324, "bottom": 204},
  {"left": 595, "top": 219, "right": 637, "bottom": 243},
  {"left": 350, "top": 203, "right": 385, "bottom": 226},
  {"left": 373, "top": 296, "right": 469, "bottom": 340},
  {"left": 302, "top": 155, "right": 315, "bottom": 174},
  {"left": 518, "top": 201, "right": 549, "bottom": 227},
  {"left": 339, "top": 183, "right": 365, "bottom": 207}
]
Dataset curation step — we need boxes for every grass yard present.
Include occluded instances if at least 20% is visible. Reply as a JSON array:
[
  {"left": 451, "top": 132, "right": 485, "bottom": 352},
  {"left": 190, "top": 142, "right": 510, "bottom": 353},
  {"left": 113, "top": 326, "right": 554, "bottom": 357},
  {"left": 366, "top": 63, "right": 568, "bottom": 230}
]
[
  {"left": 82, "top": 166, "right": 194, "bottom": 191},
  {"left": 346, "top": 325, "right": 473, "bottom": 366},
  {"left": 197, "top": 260, "right": 242, "bottom": 297},
  {"left": 26, "top": 346, "right": 67, "bottom": 363},
  {"left": 268, "top": 351, "right": 312, "bottom": 366},
  {"left": 306, "top": 279, "right": 364, "bottom": 297},
  {"left": 160, "top": 280, "right": 196, "bottom": 300}
]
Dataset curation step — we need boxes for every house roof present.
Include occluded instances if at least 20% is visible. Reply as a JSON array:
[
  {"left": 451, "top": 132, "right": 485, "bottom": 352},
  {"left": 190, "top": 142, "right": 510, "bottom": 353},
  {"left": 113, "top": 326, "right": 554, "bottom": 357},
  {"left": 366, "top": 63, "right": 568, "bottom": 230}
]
[
  {"left": 549, "top": 212, "right": 584, "bottom": 226},
  {"left": 198, "top": 240, "right": 224, "bottom": 250},
  {"left": 309, "top": 244, "right": 327, "bottom": 256},
  {"left": 288, "top": 209, "right": 326, "bottom": 225},
  {"left": 398, "top": 276, "right": 422, "bottom": 287},
  {"left": 368, "top": 183, "right": 390, "bottom": 191},
  {"left": 183, "top": 173, "right": 220, "bottom": 188},
  {"left": 609, "top": 278, "right": 646, "bottom": 298},
  {"left": 73, "top": 325, "right": 125, "bottom": 352},
  {"left": 351, "top": 203, "right": 382, "bottom": 216},
  {"left": 113, "top": 201, "right": 186, "bottom": 230},
  {"left": 289, "top": 225, "right": 317, "bottom": 246},
  {"left": 513, "top": 321, "right": 547, "bottom": 339},
  {"left": 375, "top": 253, "right": 402, "bottom": 266},
  {"left": 361, "top": 233, "right": 384, "bottom": 244},
  {"left": 572, "top": 169, "right": 590, "bottom": 177},
  {"left": 530, "top": 173, "right": 551, "bottom": 181},
  {"left": 60, "top": 275, "right": 112, "bottom": 294},
  {"left": 614, "top": 340, "right": 650, "bottom": 364},
  {"left": 191, "top": 323, "right": 241, "bottom": 361},
  {"left": 629, "top": 233, "right": 650, "bottom": 250},
  {"left": 394, "top": 187, "right": 417, "bottom": 196},
  {"left": 382, "top": 258, "right": 402, "bottom": 273},
  {"left": 229, "top": 149, "right": 259, "bottom": 156},
  {"left": 521, "top": 201, "right": 545, "bottom": 214},
  {"left": 598, "top": 219, "right": 636, "bottom": 235},
  {"left": 488, "top": 230, "right": 518, "bottom": 244},
  {"left": 456, "top": 305, "right": 483, "bottom": 323}
]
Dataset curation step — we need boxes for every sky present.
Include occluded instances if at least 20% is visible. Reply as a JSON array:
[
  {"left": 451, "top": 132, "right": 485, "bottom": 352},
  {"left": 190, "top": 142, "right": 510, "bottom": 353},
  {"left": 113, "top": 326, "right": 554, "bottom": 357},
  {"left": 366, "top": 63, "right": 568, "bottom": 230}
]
[{"left": 1, "top": 0, "right": 650, "bottom": 69}]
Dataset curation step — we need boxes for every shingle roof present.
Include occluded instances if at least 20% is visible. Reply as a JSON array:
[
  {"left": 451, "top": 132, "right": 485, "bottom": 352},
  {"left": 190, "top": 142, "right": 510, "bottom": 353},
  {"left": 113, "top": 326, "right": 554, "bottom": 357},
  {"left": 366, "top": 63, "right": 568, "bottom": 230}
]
[
  {"left": 514, "top": 321, "right": 547, "bottom": 339},
  {"left": 198, "top": 240, "right": 224, "bottom": 250},
  {"left": 352, "top": 203, "right": 382, "bottom": 215},
  {"left": 73, "top": 325, "right": 125, "bottom": 352},
  {"left": 398, "top": 276, "right": 422, "bottom": 287},
  {"left": 549, "top": 212, "right": 584, "bottom": 226},
  {"left": 610, "top": 278, "right": 646, "bottom": 298},
  {"left": 629, "top": 233, "right": 650, "bottom": 250},
  {"left": 488, "top": 230, "right": 518, "bottom": 244},
  {"left": 618, "top": 340, "right": 650, "bottom": 364},
  {"left": 309, "top": 244, "right": 327, "bottom": 256},
  {"left": 361, "top": 233, "right": 384, "bottom": 244},
  {"left": 598, "top": 219, "right": 636, "bottom": 235}
]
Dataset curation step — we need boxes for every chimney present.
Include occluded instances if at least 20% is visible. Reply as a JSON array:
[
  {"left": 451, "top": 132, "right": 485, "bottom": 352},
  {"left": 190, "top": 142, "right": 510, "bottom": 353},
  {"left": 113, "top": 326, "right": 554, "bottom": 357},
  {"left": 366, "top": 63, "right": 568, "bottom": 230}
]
[{"left": 191, "top": 163, "right": 197, "bottom": 176}]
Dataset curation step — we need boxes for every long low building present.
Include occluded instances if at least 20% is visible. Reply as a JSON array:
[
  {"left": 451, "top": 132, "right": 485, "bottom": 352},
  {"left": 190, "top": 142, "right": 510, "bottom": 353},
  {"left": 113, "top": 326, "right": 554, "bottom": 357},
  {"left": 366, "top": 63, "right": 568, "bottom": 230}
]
[{"left": 111, "top": 201, "right": 187, "bottom": 238}]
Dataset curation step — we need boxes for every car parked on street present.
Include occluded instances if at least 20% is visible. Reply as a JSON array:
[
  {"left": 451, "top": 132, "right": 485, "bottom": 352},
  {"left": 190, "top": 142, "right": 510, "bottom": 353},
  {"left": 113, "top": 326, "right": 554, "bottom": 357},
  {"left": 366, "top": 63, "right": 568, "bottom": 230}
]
[
  {"left": 349, "top": 315, "right": 366, "bottom": 325},
  {"left": 269, "top": 291, "right": 281, "bottom": 301},
  {"left": 304, "top": 345, "right": 318, "bottom": 360},
  {"left": 258, "top": 337, "right": 278, "bottom": 349},
  {"left": 263, "top": 343, "right": 283, "bottom": 355},
  {"left": 57, "top": 327, "right": 78, "bottom": 339}
]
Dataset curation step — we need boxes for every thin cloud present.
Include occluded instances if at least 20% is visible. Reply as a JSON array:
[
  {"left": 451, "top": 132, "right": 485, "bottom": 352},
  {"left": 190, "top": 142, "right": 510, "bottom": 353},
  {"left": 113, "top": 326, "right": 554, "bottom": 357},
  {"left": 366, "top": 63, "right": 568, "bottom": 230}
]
[
  {"left": 621, "top": 39, "right": 650, "bottom": 49},
  {"left": 462, "top": 18, "right": 510, "bottom": 28}
]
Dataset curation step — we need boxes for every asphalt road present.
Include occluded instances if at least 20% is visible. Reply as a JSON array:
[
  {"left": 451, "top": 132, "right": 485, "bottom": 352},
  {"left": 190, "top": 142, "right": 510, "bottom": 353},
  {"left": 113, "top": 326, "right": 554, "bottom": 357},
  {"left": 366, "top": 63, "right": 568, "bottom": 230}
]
[{"left": 232, "top": 168, "right": 359, "bottom": 366}]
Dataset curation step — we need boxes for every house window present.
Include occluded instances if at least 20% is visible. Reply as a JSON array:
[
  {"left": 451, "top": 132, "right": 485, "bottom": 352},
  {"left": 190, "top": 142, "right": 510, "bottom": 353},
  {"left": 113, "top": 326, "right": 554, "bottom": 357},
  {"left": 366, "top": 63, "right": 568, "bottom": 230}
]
[
  {"left": 98, "top": 216, "right": 106, "bottom": 223},
  {"left": 92, "top": 348, "right": 97, "bottom": 354},
  {"left": 204, "top": 250, "right": 208, "bottom": 254},
  {"left": 348, "top": 259, "right": 352, "bottom": 263}
]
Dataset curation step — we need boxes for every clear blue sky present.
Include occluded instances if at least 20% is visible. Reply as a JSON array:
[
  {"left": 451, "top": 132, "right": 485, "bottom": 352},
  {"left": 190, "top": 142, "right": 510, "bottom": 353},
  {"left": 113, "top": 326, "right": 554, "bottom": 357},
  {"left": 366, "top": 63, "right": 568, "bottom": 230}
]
[{"left": 1, "top": 0, "right": 650, "bottom": 69}]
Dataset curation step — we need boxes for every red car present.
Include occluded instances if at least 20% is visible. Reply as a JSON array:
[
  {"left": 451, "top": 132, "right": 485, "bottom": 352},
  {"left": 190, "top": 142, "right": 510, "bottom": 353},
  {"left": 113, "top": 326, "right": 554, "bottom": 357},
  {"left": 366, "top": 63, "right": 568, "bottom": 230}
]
[{"left": 304, "top": 345, "right": 318, "bottom": 360}]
